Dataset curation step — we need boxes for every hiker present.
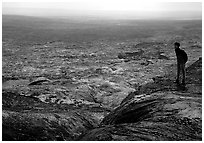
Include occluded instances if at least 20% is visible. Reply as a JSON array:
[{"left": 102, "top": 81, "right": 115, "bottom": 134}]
[{"left": 174, "top": 42, "right": 188, "bottom": 85}]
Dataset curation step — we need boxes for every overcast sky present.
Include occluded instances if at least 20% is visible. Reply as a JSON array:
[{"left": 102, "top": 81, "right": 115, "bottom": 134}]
[{"left": 2, "top": 1, "right": 202, "bottom": 19}]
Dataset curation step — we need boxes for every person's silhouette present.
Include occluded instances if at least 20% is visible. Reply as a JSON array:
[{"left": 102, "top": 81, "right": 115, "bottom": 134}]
[{"left": 174, "top": 42, "right": 188, "bottom": 85}]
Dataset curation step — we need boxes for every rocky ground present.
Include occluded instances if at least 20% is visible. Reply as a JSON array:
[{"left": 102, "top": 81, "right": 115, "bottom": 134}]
[
  {"left": 79, "top": 58, "right": 202, "bottom": 141},
  {"left": 2, "top": 34, "right": 202, "bottom": 140}
]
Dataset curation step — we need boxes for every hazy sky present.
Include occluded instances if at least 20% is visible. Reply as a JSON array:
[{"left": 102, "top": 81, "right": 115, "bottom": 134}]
[{"left": 2, "top": 1, "right": 202, "bottom": 19}]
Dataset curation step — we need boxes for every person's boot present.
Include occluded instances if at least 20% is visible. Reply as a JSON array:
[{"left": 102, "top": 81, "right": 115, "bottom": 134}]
[
  {"left": 182, "top": 79, "right": 186, "bottom": 86},
  {"left": 175, "top": 78, "right": 179, "bottom": 84}
]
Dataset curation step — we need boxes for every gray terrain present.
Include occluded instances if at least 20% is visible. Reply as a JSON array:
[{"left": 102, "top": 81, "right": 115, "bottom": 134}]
[{"left": 2, "top": 15, "right": 202, "bottom": 141}]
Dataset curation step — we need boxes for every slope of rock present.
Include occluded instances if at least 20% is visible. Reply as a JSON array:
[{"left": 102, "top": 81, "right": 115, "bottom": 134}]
[
  {"left": 79, "top": 58, "right": 202, "bottom": 141},
  {"left": 2, "top": 90, "right": 106, "bottom": 141}
]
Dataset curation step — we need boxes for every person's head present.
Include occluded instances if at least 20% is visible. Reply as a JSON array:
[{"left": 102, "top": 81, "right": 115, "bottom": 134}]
[{"left": 174, "top": 42, "right": 180, "bottom": 49}]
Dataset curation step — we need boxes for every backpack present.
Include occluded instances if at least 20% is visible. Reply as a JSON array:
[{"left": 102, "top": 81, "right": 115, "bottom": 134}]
[{"left": 181, "top": 49, "right": 188, "bottom": 63}]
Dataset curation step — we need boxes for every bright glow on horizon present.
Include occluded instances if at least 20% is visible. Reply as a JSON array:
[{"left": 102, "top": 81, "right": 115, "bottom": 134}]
[
  {"left": 2, "top": 1, "right": 202, "bottom": 19},
  {"left": 87, "top": 1, "right": 161, "bottom": 12},
  {"left": 3, "top": 1, "right": 162, "bottom": 12}
]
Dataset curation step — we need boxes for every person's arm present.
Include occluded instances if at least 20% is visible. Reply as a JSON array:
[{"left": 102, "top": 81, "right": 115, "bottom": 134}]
[
  {"left": 175, "top": 49, "right": 180, "bottom": 83},
  {"left": 176, "top": 60, "right": 180, "bottom": 83}
]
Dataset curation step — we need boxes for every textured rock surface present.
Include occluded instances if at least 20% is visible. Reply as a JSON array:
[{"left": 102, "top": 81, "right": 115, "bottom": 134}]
[
  {"left": 2, "top": 90, "right": 104, "bottom": 141},
  {"left": 79, "top": 58, "right": 202, "bottom": 141},
  {"left": 2, "top": 46, "right": 202, "bottom": 141}
]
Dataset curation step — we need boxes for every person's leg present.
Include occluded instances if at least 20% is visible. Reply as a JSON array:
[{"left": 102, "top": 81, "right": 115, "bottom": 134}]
[
  {"left": 181, "top": 64, "right": 186, "bottom": 85},
  {"left": 176, "top": 63, "right": 180, "bottom": 83}
]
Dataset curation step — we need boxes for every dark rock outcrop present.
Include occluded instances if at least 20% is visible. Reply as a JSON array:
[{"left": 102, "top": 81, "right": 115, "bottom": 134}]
[
  {"left": 118, "top": 49, "right": 144, "bottom": 59},
  {"left": 28, "top": 77, "right": 51, "bottom": 86},
  {"left": 158, "top": 54, "right": 169, "bottom": 60}
]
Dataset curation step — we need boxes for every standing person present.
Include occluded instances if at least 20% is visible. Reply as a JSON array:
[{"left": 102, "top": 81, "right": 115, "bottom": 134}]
[{"left": 174, "top": 42, "right": 188, "bottom": 85}]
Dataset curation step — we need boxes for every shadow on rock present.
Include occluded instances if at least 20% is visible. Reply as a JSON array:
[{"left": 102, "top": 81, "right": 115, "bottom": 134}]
[
  {"left": 2, "top": 90, "right": 101, "bottom": 141},
  {"left": 78, "top": 58, "right": 202, "bottom": 141}
]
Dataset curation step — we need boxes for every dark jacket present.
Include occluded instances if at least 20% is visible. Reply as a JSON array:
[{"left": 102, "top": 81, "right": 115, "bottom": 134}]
[{"left": 175, "top": 48, "right": 188, "bottom": 64}]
